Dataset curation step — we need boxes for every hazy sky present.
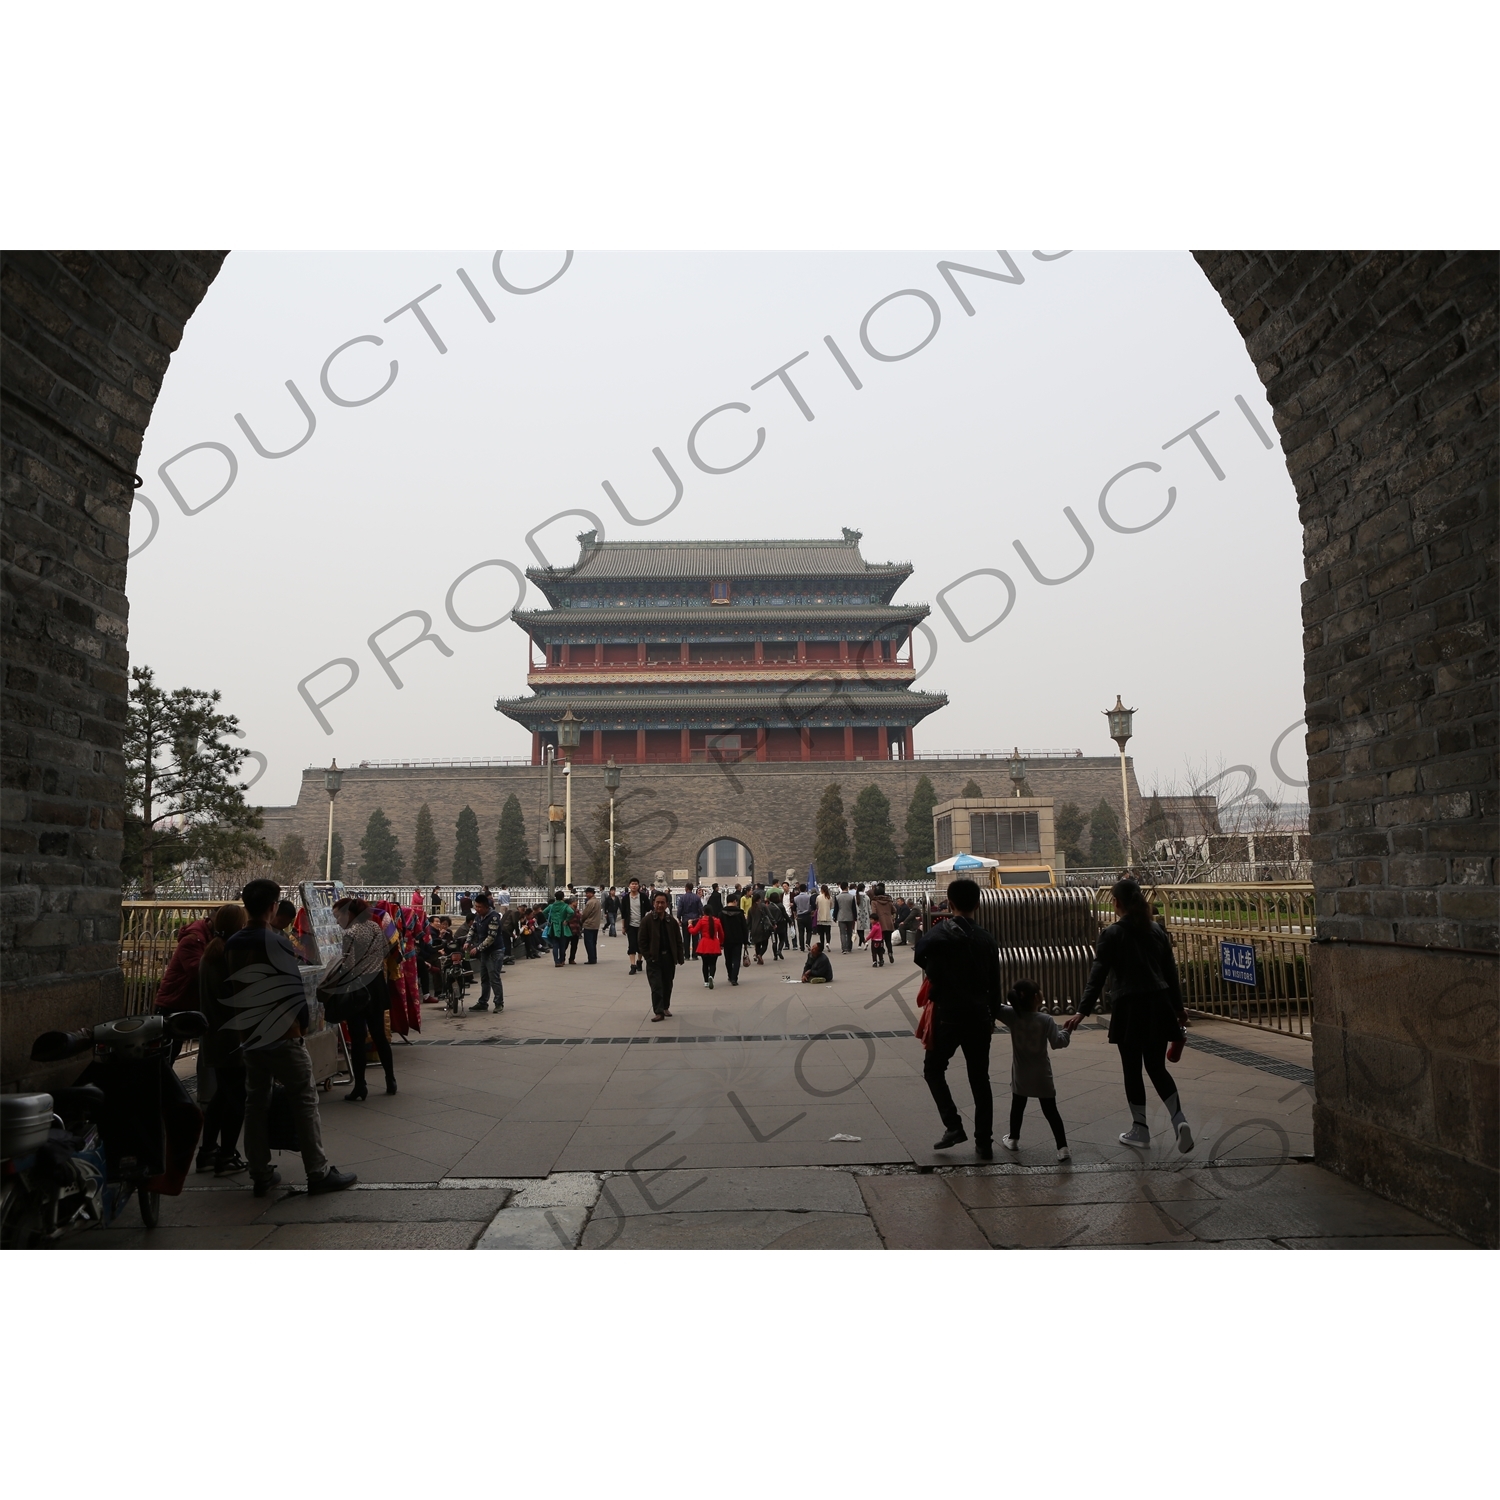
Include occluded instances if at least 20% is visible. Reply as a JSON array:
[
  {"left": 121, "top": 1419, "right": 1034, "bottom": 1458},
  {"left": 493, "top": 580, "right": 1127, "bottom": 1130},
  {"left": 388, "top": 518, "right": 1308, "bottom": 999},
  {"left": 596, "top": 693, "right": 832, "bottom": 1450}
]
[{"left": 129, "top": 251, "right": 1307, "bottom": 809}]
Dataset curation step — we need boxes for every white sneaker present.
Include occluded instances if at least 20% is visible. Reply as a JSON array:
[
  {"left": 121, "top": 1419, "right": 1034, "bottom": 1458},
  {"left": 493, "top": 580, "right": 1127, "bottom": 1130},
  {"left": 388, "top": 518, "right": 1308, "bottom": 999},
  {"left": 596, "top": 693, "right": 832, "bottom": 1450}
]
[
  {"left": 1056, "top": 1146, "right": 1071, "bottom": 1162},
  {"left": 1000, "top": 1136, "right": 1019, "bottom": 1151},
  {"left": 1118, "top": 1124, "right": 1151, "bottom": 1149},
  {"left": 1176, "top": 1120, "right": 1194, "bottom": 1154}
]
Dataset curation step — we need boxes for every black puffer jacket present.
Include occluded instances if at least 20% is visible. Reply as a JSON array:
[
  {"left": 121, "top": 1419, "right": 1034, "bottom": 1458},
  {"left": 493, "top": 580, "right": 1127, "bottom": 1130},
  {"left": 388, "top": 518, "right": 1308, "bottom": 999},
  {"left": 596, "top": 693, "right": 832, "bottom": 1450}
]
[
  {"left": 913, "top": 914, "right": 1001, "bottom": 1019},
  {"left": 1080, "top": 919, "right": 1186, "bottom": 1047}
]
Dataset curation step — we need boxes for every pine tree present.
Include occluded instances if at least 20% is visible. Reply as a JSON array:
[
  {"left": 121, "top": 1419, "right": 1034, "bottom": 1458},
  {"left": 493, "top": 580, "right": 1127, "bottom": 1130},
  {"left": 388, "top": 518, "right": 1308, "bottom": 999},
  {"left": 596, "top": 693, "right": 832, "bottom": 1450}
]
[
  {"left": 1140, "top": 793, "right": 1168, "bottom": 853},
  {"left": 360, "top": 807, "right": 403, "bottom": 882},
  {"left": 451, "top": 805, "right": 483, "bottom": 884},
  {"left": 1054, "top": 801, "right": 1089, "bottom": 868},
  {"left": 412, "top": 803, "right": 439, "bottom": 883},
  {"left": 494, "top": 793, "right": 533, "bottom": 884},
  {"left": 1088, "top": 799, "right": 1123, "bottom": 869},
  {"left": 587, "top": 800, "right": 632, "bottom": 887},
  {"left": 327, "top": 831, "right": 345, "bottom": 882},
  {"left": 813, "top": 783, "right": 851, "bottom": 884},
  {"left": 961, "top": 778, "right": 984, "bottom": 799},
  {"left": 902, "top": 774, "right": 938, "bottom": 875},
  {"left": 275, "top": 832, "right": 310, "bottom": 882},
  {"left": 851, "top": 784, "right": 897, "bottom": 876}
]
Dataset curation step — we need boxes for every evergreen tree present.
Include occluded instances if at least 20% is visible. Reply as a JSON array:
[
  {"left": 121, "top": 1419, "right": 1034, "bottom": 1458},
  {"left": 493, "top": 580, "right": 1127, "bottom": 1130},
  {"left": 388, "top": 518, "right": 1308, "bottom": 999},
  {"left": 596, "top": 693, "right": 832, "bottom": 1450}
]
[
  {"left": 326, "top": 830, "right": 345, "bottom": 882},
  {"left": 360, "top": 807, "right": 403, "bottom": 882},
  {"left": 813, "top": 783, "right": 851, "bottom": 884},
  {"left": 586, "top": 800, "right": 632, "bottom": 887},
  {"left": 1054, "top": 801, "right": 1089, "bottom": 868},
  {"left": 412, "top": 802, "right": 439, "bottom": 883},
  {"left": 451, "top": 804, "right": 483, "bottom": 884},
  {"left": 902, "top": 774, "right": 938, "bottom": 875},
  {"left": 961, "top": 778, "right": 984, "bottom": 799},
  {"left": 275, "top": 832, "right": 310, "bottom": 883},
  {"left": 851, "top": 784, "right": 897, "bottom": 876},
  {"left": 494, "top": 793, "right": 534, "bottom": 885},
  {"left": 1088, "top": 799, "right": 1123, "bottom": 869}
]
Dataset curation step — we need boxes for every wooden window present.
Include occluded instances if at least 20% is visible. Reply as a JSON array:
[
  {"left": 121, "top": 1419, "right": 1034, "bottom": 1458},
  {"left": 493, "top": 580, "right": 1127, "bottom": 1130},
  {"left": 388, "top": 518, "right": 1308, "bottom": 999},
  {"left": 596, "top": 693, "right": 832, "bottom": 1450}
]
[
  {"left": 935, "top": 815, "right": 953, "bottom": 860},
  {"left": 970, "top": 811, "right": 1041, "bottom": 855}
]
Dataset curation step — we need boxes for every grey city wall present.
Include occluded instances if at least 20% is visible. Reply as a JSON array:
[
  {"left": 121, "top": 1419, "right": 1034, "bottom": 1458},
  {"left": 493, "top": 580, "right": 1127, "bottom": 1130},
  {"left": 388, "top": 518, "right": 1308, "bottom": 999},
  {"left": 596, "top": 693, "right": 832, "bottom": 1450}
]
[{"left": 259, "top": 757, "right": 1145, "bottom": 883}]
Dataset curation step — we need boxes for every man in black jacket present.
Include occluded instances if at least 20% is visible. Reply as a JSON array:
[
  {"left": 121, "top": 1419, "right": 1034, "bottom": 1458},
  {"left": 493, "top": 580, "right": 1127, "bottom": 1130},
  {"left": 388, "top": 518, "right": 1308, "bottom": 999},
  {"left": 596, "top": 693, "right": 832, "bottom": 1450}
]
[
  {"left": 638, "top": 891, "right": 684, "bottom": 1020},
  {"left": 913, "top": 878, "right": 1002, "bottom": 1158}
]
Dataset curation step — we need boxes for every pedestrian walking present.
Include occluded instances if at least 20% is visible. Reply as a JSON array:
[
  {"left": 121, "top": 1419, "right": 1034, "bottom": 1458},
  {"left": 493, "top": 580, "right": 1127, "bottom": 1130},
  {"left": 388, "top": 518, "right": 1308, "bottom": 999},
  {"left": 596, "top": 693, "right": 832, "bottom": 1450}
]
[
  {"left": 855, "top": 884, "right": 871, "bottom": 948},
  {"left": 676, "top": 881, "right": 703, "bottom": 956},
  {"left": 194, "top": 903, "right": 249, "bottom": 1175},
  {"left": 815, "top": 885, "right": 834, "bottom": 948},
  {"left": 465, "top": 892, "right": 507, "bottom": 1011},
  {"left": 720, "top": 899, "right": 748, "bottom": 986},
  {"left": 913, "top": 877, "right": 1002, "bottom": 1159},
  {"left": 566, "top": 895, "right": 585, "bottom": 964},
  {"left": 639, "top": 892, "right": 684, "bottom": 1021},
  {"left": 1065, "top": 877, "right": 1194, "bottom": 1153},
  {"left": 228, "top": 880, "right": 357, "bottom": 1198},
  {"left": 602, "top": 887, "right": 620, "bottom": 936},
  {"left": 579, "top": 887, "right": 603, "bottom": 963},
  {"left": 868, "top": 916, "right": 885, "bottom": 966},
  {"left": 748, "top": 892, "right": 773, "bottom": 964},
  {"left": 793, "top": 884, "right": 813, "bottom": 950},
  {"left": 623, "top": 877, "right": 648, "bottom": 973},
  {"left": 997, "top": 980, "right": 1072, "bottom": 1160},
  {"left": 689, "top": 910, "right": 724, "bottom": 988},
  {"left": 869, "top": 885, "right": 896, "bottom": 964},
  {"left": 328, "top": 896, "right": 398, "bottom": 1098},
  {"left": 833, "top": 883, "right": 857, "bottom": 953}
]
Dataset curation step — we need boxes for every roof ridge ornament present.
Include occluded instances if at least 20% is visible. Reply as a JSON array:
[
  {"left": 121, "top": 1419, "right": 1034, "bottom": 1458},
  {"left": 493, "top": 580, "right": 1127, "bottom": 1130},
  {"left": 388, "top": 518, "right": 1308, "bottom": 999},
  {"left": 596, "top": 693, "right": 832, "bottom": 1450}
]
[{"left": 841, "top": 527, "right": 863, "bottom": 545}]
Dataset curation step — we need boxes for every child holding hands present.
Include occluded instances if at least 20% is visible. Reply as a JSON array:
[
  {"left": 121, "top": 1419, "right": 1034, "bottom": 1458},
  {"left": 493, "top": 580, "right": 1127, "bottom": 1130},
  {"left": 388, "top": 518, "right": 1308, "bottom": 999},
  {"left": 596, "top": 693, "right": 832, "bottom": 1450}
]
[{"left": 995, "top": 979, "right": 1073, "bottom": 1161}]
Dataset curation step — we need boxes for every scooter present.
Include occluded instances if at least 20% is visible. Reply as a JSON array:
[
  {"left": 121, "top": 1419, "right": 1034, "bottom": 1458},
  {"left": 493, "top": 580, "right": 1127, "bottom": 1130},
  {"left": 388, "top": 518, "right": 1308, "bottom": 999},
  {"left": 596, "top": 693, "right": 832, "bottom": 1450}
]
[
  {"left": 0, "top": 1010, "right": 207, "bottom": 1248},
  {"left": 438, "top": 946, "right": 474, "bottom": 1013}
]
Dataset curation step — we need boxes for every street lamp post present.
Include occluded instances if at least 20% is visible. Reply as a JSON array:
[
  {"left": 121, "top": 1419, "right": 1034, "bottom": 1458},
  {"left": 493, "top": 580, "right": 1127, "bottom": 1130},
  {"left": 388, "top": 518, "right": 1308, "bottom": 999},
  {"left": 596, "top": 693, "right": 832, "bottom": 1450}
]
[
  {"left": 603, "top": 758, "right": 621, "bottom": 888},
  {"left": 323, "top": 760, "right": 343, "bottom": 880},
  {"left": 557, "top": 708, "right": 582, "bottom": 888},
  {"left": 1104, "top": 695, "right": 1136, "bottom": 867},
  {"left": 1008, "top": 746, "right": 1028, "bottom": 798}
]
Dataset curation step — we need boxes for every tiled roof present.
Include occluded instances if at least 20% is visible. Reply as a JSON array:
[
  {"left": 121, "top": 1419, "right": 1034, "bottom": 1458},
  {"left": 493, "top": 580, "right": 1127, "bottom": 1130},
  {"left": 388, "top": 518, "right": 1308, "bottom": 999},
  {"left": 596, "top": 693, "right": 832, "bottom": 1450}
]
[
  {"left": 513, "top": 603, "right": 930, "bottom": 631},
  {"left": 497, "top": 686, "right": 947, "bottom": 724},
  {"left": 528, "top": 536, "right": 912, "bottom": 582}
]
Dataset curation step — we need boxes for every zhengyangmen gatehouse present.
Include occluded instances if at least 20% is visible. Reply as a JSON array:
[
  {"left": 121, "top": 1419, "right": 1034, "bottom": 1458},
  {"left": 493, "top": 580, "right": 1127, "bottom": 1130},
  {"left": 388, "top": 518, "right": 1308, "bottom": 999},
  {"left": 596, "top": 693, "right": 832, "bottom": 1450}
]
[{"left": 496, "top": 529, "right": 948, "bottom": 763}]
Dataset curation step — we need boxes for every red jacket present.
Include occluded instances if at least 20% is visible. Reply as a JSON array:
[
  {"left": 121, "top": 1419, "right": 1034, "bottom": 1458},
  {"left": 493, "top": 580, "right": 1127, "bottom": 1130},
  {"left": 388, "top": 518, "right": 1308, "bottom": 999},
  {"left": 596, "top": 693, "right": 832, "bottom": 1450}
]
[
  {"left": 155, "top": 917, "right": 213, "bottom": 1012},
  {"left": 688, "top": 915, "right": 724, "bottom": 955}
]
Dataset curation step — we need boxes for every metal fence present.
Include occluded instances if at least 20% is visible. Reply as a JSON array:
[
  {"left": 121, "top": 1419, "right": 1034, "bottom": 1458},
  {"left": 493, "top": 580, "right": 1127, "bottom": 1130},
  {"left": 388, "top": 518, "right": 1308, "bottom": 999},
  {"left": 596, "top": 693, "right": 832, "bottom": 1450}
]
[{"left": 120, "top": 900, "right": 219, "bottom": 1015}]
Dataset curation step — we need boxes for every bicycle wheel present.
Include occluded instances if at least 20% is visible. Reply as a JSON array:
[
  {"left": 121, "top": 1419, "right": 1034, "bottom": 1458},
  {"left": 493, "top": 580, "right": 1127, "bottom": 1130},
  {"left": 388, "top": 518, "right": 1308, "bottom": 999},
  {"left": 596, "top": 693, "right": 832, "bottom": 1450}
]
[{"left": 138, "top": 1186, "right": 160, "bottom": 1228}]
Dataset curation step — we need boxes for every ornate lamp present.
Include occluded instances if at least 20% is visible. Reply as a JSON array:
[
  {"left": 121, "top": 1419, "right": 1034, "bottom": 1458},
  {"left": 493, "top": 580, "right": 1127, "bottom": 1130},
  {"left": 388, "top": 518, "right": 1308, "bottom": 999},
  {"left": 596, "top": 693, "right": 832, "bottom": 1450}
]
[
  {"left": 1008, "top": 746, "right": 1028, "bottom": 798},
  {"left": 323, "top": 759, "right": 343, "bottom": 880},
  {"left": 1103, "top": 696, "right": 1136, "bottom": 866}
]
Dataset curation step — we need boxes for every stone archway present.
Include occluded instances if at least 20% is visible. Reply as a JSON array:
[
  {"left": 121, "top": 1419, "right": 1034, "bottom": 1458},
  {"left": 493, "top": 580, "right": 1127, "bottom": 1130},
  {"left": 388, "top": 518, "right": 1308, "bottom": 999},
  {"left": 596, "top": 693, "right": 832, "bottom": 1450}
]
[
  {"left": 697, "top": 836, "right": 754, "bottom": 884},
  {"left": 2, "top": 250, "right": 1494, "bottom": 1240}
]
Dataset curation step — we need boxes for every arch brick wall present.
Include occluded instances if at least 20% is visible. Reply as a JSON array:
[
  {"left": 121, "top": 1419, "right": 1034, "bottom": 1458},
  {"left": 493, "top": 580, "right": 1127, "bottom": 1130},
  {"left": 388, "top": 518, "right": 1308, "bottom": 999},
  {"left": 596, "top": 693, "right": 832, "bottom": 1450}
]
[
  {"left": 1, "top": 251, "right": 228, "bottom": 1086},
  {"left": 1195, "top": 251, "right": 1497, "bottom": 1244}
]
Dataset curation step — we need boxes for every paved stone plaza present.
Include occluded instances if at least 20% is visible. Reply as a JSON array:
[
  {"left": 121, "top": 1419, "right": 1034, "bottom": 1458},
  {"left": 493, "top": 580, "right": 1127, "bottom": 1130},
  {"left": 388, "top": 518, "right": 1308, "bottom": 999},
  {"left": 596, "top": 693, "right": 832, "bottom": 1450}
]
[{"left": 64, "top": 933, "right": 1476, "bottom": 1249}]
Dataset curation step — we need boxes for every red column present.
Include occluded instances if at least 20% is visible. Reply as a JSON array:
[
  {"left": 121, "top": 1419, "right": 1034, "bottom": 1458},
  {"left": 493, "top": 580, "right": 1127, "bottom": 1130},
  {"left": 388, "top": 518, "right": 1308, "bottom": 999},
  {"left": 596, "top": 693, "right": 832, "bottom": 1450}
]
[
  {"left": 904, "top": 728, "right": 915, "bottom": 759},
  {"left": 800, "top": 727, "right": 811, "bottom": 761},
  {"left": 561, "top": 643, "right": 570, "bottom": 667},
  {"left": 840, "top": 640, "right": 849, "bottom": 663},
  {"left": 595, "top": 643, "right": 603, "bottom": 666},
  {"left": 756, "top": 727, "right": 768, "bottom": 761},
  {"left": 637, "top": 643, "right": 646, "bottom": 664},
  {"left": 797, "top": 638, "right": 806, "bottom": 664},
  {"left": 636, "top": 729, "right": 646, "bottom": 762},
  {"left": 844, "top": 725, "right": 855, "bottom": 760},
  {"left": 680, "top": 642, "right": 690, "bottom": 664},
  {"left": 592, "top": 729, "right": 602, "bottom": 763},
  {"left": 877, "top": 727, "right": 889, "bottom": 759},
  {"left": 681, "top": 728, "right": 691, "bottom": 762},
  {"left": 755, "top": 640, "right": 764, "bottom": 663},
  {"left": 532, "top": 732, "right": 541, "bottom": 766}
]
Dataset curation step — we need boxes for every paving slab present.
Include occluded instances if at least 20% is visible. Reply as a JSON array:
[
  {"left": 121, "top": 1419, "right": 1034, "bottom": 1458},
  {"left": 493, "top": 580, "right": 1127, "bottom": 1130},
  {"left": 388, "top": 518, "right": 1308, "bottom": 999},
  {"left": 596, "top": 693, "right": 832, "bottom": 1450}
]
[
  {"left": 449, "top": 1119, "right": 579, "bottom": 1177},
  {"left": 57, "top": 1225, "right": 279, "bottom": 1250},
  {"left": 265, "top": 1221, "right": 489, "bottom": 1249},
  {"left": 580, "top": 1208, "right": 882, "bottom": 1250},
  {"left": 857, "top": 1175, "right": 991, "bottom": 1249},
  {"left": 969, "top": 1200, "right": 1197, "bottom": 1248},
  {"left": 258, "top": 1188, "right": 512, "bottom": 1223},
  {"left": 945, "top": 1168, "right": 1217, "bottom": 1209},
  {"left": 1279, "top": 1234, "right": 1475, "bottom": 1249},
  {"left": 1159, "top": 1188, "right": 1455, "bottom": 1242},
  {"left": 597, "top": 1167, "right": 865, "bottom": 1215},
  {"left": 476, "top": 1206, "right": 591, "bottom": 1249}
]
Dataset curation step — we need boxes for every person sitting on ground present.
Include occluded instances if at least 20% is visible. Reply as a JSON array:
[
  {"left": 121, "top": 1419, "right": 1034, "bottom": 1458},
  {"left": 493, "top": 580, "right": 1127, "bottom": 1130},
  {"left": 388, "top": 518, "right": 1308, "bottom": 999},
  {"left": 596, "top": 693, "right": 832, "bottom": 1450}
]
[{"left": 800, "top": 938, "right": 834, "bottom": 984}]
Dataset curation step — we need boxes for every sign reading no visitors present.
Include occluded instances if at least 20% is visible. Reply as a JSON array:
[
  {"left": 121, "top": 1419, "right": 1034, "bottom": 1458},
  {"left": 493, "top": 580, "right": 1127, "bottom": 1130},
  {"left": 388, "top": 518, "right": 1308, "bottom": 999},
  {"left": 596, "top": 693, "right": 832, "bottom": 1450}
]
[{"left": 1220, "top": 940, "right": 1257, "bottom": 987}]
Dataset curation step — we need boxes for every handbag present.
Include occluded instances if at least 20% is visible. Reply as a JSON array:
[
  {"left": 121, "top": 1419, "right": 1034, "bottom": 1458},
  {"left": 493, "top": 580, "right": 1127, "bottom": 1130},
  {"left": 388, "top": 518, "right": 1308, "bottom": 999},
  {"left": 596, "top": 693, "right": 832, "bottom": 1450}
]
[
  {"left": 318, "top": 969, "right": 372, "bottom": 1024},
  {"left": 915, "top": 975, "right": 934, "bottom": 1049}
]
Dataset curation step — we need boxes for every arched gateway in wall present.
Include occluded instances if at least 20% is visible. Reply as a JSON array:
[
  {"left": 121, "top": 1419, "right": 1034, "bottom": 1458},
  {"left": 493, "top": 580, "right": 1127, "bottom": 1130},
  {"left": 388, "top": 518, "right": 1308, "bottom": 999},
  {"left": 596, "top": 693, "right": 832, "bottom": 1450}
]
[{"left": 2, "top": 251, "right": 1494, "bottom": 1242}]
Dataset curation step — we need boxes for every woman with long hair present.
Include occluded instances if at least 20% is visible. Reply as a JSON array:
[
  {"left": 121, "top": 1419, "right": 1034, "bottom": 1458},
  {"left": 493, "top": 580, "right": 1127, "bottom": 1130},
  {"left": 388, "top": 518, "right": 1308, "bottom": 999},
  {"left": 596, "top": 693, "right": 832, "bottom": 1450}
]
[
  {"left": 328, "top": 896, "right": 397, "bottom": 1101},
  {"left": 196, "top": 903, "right": 249, "bottom": 1174},
  {"left": 815, "top": 884, "right": 833, "bottom": 949},
  {"left": 1065, "top": 877, "right": 1192, "bottom": 1152}
]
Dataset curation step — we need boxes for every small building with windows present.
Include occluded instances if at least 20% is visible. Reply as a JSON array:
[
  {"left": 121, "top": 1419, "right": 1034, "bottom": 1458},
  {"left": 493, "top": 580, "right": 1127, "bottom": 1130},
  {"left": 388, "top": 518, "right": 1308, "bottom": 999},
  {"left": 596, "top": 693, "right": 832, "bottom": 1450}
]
[{"left": 932, "top": 796, "right": 1061, "bottom": 893}]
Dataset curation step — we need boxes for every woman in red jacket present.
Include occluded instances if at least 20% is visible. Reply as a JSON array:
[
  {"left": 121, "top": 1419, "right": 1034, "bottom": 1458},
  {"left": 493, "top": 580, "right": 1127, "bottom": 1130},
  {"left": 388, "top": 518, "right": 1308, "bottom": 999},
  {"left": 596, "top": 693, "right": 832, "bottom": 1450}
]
[{"left": 688, "top": 911, "right": 725, "bottom": 990}]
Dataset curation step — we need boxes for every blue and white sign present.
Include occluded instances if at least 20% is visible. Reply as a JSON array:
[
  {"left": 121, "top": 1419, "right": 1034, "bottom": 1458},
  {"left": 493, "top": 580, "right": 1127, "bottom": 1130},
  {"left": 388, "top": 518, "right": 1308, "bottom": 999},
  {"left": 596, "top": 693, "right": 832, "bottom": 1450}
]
[{"left": 1220, "top": 940, "right": 1257, "bottom": 986}]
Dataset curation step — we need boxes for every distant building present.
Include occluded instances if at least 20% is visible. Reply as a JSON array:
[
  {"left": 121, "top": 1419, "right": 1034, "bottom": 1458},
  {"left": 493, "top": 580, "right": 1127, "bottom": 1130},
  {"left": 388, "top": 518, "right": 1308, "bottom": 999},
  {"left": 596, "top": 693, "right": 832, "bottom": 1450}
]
[
  {"left": 932, "top": 795, "right": 1060, "bottom": 893},
  {"left": 496, "top": 529, "right": 947, "bottom": 763}
]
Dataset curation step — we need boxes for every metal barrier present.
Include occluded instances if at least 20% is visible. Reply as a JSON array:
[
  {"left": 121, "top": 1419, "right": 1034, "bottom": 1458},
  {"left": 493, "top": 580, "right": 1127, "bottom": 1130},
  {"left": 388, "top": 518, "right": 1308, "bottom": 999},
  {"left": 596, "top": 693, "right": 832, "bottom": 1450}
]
[
  {"left": 967, "top": 882, "right": 1314, "bottom": 1036},
  {"left": 120, "top": 900, "right": 218, "bottom": 1015}
]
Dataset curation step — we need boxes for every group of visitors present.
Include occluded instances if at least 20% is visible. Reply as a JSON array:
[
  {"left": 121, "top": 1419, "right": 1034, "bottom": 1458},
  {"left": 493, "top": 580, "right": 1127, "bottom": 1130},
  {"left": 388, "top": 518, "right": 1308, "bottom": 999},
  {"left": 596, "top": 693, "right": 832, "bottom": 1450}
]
[{"left": 914, "top": 876, "right": 1194, "bottom": 1162}]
